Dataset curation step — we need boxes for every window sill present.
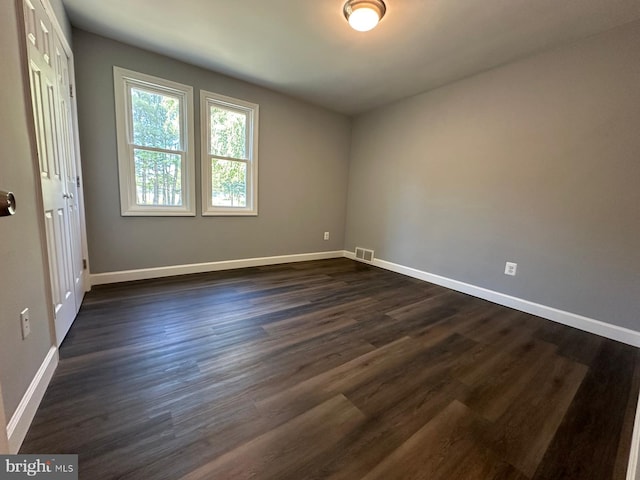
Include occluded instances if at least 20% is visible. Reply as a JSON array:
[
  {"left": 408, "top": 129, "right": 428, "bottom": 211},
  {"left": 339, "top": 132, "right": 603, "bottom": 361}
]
[
  {"left": 121, "top": 209, "right": 196, "bottom": 217},
  {"left": 202, "top": 209, "right": 258, "bottom": 217}
]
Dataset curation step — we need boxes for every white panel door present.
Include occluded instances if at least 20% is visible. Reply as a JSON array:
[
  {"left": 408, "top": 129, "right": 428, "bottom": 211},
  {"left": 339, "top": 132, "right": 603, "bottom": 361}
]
[
  {"left": 53, "top": 32, "right": 85, "bottom": 310},
  {"left": 23, "top": 0, "right": 83, "bottom": 345}
]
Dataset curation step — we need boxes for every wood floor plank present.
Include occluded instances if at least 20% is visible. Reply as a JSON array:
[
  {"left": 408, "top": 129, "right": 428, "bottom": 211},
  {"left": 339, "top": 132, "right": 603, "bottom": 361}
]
[
  {"left": 254, "top": 336, "right": 424, "bottom": 422},
  {"left": 486, "top": 353, "right": 588, "bottom": 477},
  {"left": 178, "top": 394, "right": 366, "bottom": 480},
  {"left": 459, "top": 337, "right": 559, "bottom": 422},
  {"left": 532, "top": 340, "right": 639, "bottom": 480},
  {"left": 318, "top": 377, "right": 469, "bottom": 480},
  {"left": 361, "top": 400, "right": 527, "bottom": 480},
  {"left": 260, "top": 298, "right": 367, "bottom": 336},
  {"left": 344, "top": 334, "right": 476, "bottom": 416}
]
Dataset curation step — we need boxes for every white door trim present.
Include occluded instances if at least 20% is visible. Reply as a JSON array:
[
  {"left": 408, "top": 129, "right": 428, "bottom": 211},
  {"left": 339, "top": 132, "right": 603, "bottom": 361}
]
[
  {"left": 627, "top": 390, "right": 640, "bottom": 480},
  {"left": 0, "top": 382, "right": 9, "bottom": 454}
]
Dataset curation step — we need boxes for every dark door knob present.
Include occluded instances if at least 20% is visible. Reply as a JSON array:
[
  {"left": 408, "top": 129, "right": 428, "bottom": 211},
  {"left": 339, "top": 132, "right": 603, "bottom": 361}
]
[{"left": 0, "top": 191, "right": 16, "bottom": 216}]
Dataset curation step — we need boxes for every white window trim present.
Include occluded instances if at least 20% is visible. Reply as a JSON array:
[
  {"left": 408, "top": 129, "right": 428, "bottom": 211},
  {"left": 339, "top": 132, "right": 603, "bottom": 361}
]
[
  {"left": 200, "top": 90, "right": 259, "bottom": 216},
  {"left": 113, "top": 67, "right": 196, "bottom": 216}
]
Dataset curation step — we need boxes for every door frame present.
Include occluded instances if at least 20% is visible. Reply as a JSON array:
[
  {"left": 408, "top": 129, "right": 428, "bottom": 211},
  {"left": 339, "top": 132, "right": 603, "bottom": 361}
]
[
  {"left": 0, "top": 382, "right": 9, "bottom": 454},
  {"left": 64, "top": 25, "right": 91, "bottom": 292}
]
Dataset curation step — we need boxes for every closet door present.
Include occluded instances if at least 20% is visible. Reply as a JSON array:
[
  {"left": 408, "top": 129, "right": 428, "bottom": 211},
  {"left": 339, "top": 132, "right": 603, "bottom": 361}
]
[
  {"left": 23, "top": 0, "right": 84, "bottom": 345},
  {"left": 53, "top": 32, "right": 85, "bottom": 313}
]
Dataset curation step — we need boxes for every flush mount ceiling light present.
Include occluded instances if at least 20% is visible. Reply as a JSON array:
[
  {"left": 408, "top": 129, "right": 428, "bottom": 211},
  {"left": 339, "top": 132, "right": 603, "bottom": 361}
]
[{"left": 343, "top": 0, "right": 387, "bottom": 32}]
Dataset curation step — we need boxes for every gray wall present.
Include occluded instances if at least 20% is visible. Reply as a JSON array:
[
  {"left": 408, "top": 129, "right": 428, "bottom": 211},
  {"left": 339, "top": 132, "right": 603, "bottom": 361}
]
[
  {"left": 346, "top": 20, "right": 640, "bottom": 331},
  {"left": 0, "top": 2, "right": 56, "bottom": 420},
  {"left": 73, "top": 30, "right": 352, "bottom": 273}
]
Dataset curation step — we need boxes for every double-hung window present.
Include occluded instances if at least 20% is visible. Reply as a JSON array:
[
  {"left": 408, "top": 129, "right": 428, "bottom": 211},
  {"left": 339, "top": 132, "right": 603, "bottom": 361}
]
[
  {"left": 113, "top": 67, "right": 195, "bottom": 216},
  {"left": 201, "top": 90, "right": 259, "bottom": 216}
]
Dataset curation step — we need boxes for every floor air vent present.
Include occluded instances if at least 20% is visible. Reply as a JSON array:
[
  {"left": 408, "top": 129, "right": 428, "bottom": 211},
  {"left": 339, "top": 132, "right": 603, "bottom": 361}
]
[{"left": 355, "top": 247, "right": 374, "bottom": 263}]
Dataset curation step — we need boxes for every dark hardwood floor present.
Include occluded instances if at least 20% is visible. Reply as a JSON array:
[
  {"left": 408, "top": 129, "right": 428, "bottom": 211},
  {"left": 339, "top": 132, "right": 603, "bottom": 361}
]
[{"left": 21, "top": 258, "right": 640, "bottom": 479}]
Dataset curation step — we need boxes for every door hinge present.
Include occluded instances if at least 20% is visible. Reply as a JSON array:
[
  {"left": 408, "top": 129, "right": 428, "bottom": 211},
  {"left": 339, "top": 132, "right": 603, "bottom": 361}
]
[
  {"left": 69, "top": 84, "right": 74, "bottom": 98},
  {"left": 83, "top": 259, "right": 87, "bottom": 270},
  {"left": 77, "top": 176, "right": 81, "bottom": 188}
]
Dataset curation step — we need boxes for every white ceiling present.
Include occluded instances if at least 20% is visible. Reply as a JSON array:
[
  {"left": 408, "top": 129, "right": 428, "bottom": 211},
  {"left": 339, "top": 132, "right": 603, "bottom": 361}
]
[{"left": 62, "top": 0, "right": 640, "bottom": 115}]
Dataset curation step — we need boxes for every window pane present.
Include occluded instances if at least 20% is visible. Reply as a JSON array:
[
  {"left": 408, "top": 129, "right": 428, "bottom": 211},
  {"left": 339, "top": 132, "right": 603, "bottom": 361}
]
[
  {"left": 211, "top": 158, "right": 247, "bottom": 207},
  {"left": 210, "top": 106, "right": 247, "bottom": 159},
  {"left": 134, "top": 148, "right": 183, "bottom": 206},
  {"left": 131, "top": 88, "right": 181, "bottom": 150}
]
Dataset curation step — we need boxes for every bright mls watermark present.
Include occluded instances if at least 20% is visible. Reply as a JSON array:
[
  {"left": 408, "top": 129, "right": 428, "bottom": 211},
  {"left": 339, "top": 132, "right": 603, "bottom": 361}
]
[{"left": 0, "top": 455, "right": 77, "bottom": 479}]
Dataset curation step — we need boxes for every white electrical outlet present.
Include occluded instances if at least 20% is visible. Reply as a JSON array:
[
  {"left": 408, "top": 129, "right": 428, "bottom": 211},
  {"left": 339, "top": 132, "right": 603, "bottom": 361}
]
[
  {"left": 324, "top": 232, "right": 330, "bottom": 240},
  {"left": 21, "top": 308, "right": 31, "bottom": 339},
  {"left": 504, "top": 262, "right": 517, "bottom": 276}
]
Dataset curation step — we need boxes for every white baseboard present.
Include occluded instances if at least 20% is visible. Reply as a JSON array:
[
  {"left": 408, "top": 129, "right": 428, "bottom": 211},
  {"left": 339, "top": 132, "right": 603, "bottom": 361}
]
[
  {"left": 344, "top": 251, "right": 640, "bottom": 348},
  {"left": 6, "top": 346, "right": 58, "bottom": 453},
  {"left": 90, "top": 251, "right": 345, "bottom": 286}
]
